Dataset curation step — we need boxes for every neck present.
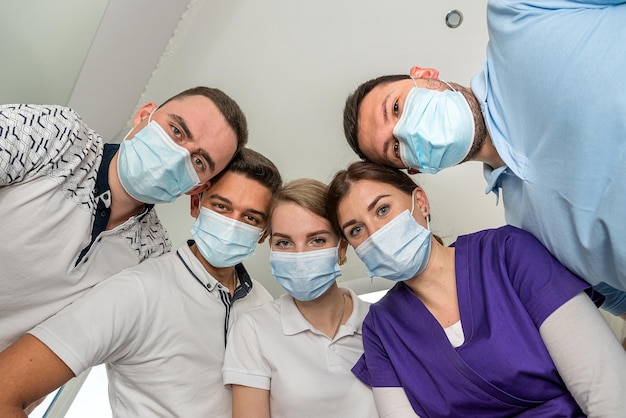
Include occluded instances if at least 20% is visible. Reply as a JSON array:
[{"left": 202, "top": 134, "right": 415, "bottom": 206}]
[
  {"left": 475, "top": 133, "right": 506, "bottom": 170},
  {"left": 294, "top": 284, "right": 352, "bottom": 339},
  {"left": 190, "top": 242, "right": 237, "bottom": 295},
  {"left": 405, "top": 241, "right": 460, "bottom": 327},
  {"left": 461, "top": 85, "right": 505, "bottom": 170},
  {"left": 107, "top": 152, "right": 146, "bottom": 230}
]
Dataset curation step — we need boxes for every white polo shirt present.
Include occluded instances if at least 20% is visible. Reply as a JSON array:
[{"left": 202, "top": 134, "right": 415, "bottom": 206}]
[
  {"left": 0, "top": 104, "right": 170, "bottom": 351},
  {"left": 223, "top": 288, "right": 379, "bottom": 418},
  {"left": 30, "top": 242, "right": 273, "bottom": 417}
]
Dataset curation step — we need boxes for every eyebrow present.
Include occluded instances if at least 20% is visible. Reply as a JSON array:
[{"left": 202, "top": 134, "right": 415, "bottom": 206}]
[
  {"left": 382, "top": 93, "right": 390, "bottom": 124},
  {"left": 368, "top": 194, "right": 389, "bottom": 212},
  {"left": 169, "top": 113, "right": 192, "bottom": 139},
  {"left": 306, "top": 229, "right": 332, "bottom": 238},
  {"left": 246, "top": 208, "right": 267, "bottom": 221},
  {"left": 207, "top": 194, "right": 231, "bottom": 206},
  {"left": 340, "top": 194, "right": 390, "bottom": 231},
  {"left": 169, "top": 113, "right": 216, "bottom": 173},
  {"left": 195, "top": 148, "right": 216, "bottom": 173},
  {"left": 206, "top": 194, "right": 266, "bottom": 220}
]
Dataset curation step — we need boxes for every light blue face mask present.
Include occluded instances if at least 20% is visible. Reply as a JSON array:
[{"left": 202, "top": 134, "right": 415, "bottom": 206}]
[
  {"left": 270, "top": 247, "right": 341, "bottom": 301},
  {"left": 117, "top": 117, "right": 200, "bottom": 204},
  {"left": 392, "top": 81, "right": 474, "bottom": 174},
  {"left": 355, "top": 196, "right": 432, "bottom": 281},
  {"left": 191, "top": 207, "right": 264, "bottom": 268}
]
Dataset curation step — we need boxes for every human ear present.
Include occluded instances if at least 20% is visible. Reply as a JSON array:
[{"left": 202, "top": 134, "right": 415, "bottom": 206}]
[
  {"left": 186, "top": 182, "right": 210, "bottom": 196},
  {"left": 257, "top": 230, "right": 269, "bottom": 244},
  {"left": 413, "top": 188, "right": 430, "bottom": 217},
  {"left": 132, "top": 102, "right": 158, "bottom": 128},
  {"left": 338, "top": 239, "right": 349, "bottom": 265},
  {"left": 190, "top": 193, "right": 201, "bottom": 218},
  {"left": 409, "top": 66, "right": 440, "bottom": 80}
]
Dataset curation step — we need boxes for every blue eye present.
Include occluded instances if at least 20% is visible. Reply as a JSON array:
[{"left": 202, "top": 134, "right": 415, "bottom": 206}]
[
  {"left": 274, "top": 239, "right": 291, "bottom": 249},
  {"left": 348, "top": 225, "right": 363, "bottom": 237},
  {"left": 377, "top": 204, "right": 389, "bottom": 216}
]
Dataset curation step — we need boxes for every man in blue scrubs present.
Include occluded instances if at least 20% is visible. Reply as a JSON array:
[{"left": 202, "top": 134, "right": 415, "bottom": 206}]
[{"left": 343, "top": 1, "right": 626, "bottom": 325}]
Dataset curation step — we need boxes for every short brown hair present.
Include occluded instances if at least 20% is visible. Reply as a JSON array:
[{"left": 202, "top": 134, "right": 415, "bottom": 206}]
[
  {"left": 212, "top": 147, "right": 282, "bottom": 196},
  {"left": 161, "top": 86, "right": 249, "bottom": 152}
]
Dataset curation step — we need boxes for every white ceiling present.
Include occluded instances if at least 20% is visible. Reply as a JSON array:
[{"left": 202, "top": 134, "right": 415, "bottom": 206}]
[{"left": 1, "top": 0, "right": 505, "bottom": 297}]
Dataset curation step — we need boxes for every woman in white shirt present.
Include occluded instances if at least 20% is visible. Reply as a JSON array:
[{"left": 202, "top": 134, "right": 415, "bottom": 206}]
[{"left": 222, "top": 178, "right": 379, "bottom": 418}]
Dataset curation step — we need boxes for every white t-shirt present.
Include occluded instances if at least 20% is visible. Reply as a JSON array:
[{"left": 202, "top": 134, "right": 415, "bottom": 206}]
[
  {"left": 223, "top": 288, "right": 379, "bottom": 418},
  {"left": 0, "top": 104, "right": 170, "bottom": 351},
  {"left": 30, "top": 243, "right": 272, "bottom": 417}
]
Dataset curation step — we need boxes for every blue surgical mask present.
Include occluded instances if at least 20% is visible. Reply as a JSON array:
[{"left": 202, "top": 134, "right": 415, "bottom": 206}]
[
  {"left": 270, "top": 247, "right": 341, "bottom": 301},
  {"left": 117, "top": 117, "right": 200, "bottom": 204},
  {"left": 191, "top": 207, "right": 263, "bottom": 268},
  {"left": 355, "top": 198, "right": 432, "bottom": 281},
  {"left": 393, "top": 82, "right": 474, "bottom": 174}
]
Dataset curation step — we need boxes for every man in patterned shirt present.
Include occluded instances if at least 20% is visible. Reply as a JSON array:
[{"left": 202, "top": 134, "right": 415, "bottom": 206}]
[
  {"left": 0, "top": 148, "right": 280, "bottom": 417},
  {"left": 0, "top": 86, "right": 248, "bottom": 352}
]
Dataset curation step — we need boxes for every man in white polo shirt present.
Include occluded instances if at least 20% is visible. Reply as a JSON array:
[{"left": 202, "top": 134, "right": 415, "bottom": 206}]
[
  {"left": 0, "top": 148, "right": 280, "bottom": 417},
  {"left": 0, "top": 86, "right": 248, "bottom": 353}
]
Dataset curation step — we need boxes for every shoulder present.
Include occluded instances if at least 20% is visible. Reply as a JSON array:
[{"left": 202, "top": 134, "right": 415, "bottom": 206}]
[
  {"left": 234, "top": 299, "right": 280, "bottom": 329},
  {"left": 249, "top": 279, "right": 273, "bottom": 303},
  {"left": 456, "top": 225, "right": 544, "bottom": 255},
  {"left": 128, "top": 208, "right": 172, "bottom": 261}
]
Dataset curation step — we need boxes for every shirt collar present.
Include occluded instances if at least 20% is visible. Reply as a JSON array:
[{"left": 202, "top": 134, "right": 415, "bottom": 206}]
[
  {"left": 483, "top": 163, "right": 509, "bottom": 204},
  {"left": 177, "top": 241, "right": 253, "bottom": 298},
  {"left": 280, "top": 288, "right": 366, "bottom": 337}
]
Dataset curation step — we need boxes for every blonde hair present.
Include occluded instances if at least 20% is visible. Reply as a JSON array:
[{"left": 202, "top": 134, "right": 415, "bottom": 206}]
[{"left": 269, "top": 178, "right": 328, "bottom": 233}]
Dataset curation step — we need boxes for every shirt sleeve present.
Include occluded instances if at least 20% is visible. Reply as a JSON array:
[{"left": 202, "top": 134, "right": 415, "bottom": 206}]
[
  {"left": 372, "top": 387, "right": 421, "bottom": 418},
  {"left": 222, "top": 311, "right": 272, "bottom": 390},
  {"left": 29, "top": 272, "right": 147, "bottom": 376},
  {"left": 501, "top": 227, "right": 592, "bottom": 327},
  {"left": 351, "top": 310, "right": 401, "bottom": 388},
  {"left": 539, "top": 292, "right": 626, "bottom": 417},
  {"left": 0, "top": 104, "right": 91, "bottom": 186}
]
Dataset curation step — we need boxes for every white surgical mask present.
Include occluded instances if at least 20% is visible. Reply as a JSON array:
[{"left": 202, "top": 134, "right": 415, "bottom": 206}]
[
  {"left": 191, "top": 207, "right": 263, "bottom": 268},
  {"left": 117, "top": 115, "right": 200, "bottom": 204},
  {"left": 355, "top": 192, "right": 432, "bottom": 281},
  {"left": 393, "top": 81, "right": 474, "bottom": 174},
  {"left": 270, "top": 247, "right": 341, "bottom": 301}
]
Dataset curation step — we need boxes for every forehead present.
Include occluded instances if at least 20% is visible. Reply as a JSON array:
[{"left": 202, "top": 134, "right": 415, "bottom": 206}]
[
  {"left": 357, "top": 79, "right": 414, "bottom": 162},
  {"left": 160, "top": 94, "right": 221, "bottom": 121},
  {"left": 203, "top": 171, "right": 272, "bottom": 213},
  {"left": 271, "top": 202, "right": 333, "bottom": 235},
  {"left": 161, "top": 95, "right": 238, "bottom": 163},
  {"left": 338, "top": 179, "right": 404, "bottom": 216}
]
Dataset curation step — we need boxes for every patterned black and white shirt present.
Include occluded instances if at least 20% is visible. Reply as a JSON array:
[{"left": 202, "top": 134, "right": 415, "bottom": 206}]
[{"left": 0, "top": 104, "right": 171, "bottom": 350}]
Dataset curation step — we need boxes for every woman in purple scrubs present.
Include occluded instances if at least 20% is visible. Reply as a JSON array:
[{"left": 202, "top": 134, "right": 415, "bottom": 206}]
[{"left": 326, "top": 161, "right": 626, "bottom": 417}]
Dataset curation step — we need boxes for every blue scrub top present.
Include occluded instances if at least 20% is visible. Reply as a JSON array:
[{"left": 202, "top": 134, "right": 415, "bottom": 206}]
[{"left": 470, "top": 0, "right": 626, "bottom": 314}]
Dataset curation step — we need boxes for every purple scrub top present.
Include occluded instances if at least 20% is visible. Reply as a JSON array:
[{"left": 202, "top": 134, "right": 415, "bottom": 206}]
[{"left": 353, "top": 226, "right": 600, "bottom": 417}]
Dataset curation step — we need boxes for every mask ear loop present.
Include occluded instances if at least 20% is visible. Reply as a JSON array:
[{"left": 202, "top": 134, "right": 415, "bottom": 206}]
[
  {"left": 409, "top": 76, "right": 418, "bottom": 88},
  {"left": 441, "top": 80, "right": 457, "bottom": 92},
  {"left": 122, "top": 109, "right": 157, "bottom": 141}
]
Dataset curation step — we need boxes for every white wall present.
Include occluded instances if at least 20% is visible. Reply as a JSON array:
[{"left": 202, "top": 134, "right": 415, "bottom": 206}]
[
  {"left": 0, "top": 0, "right": 505, "bottom": 298},
  {"left": 140, "top": 0, "right": 505, "bottom": 297}
]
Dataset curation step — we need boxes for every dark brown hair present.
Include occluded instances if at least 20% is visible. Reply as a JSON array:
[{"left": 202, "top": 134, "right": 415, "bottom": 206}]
[
  {"left": 327, "top": 161, "right": 442, "bottom": 244},
  {"left": 212, "top": 147, "right": 282, "bottom": 196}
]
